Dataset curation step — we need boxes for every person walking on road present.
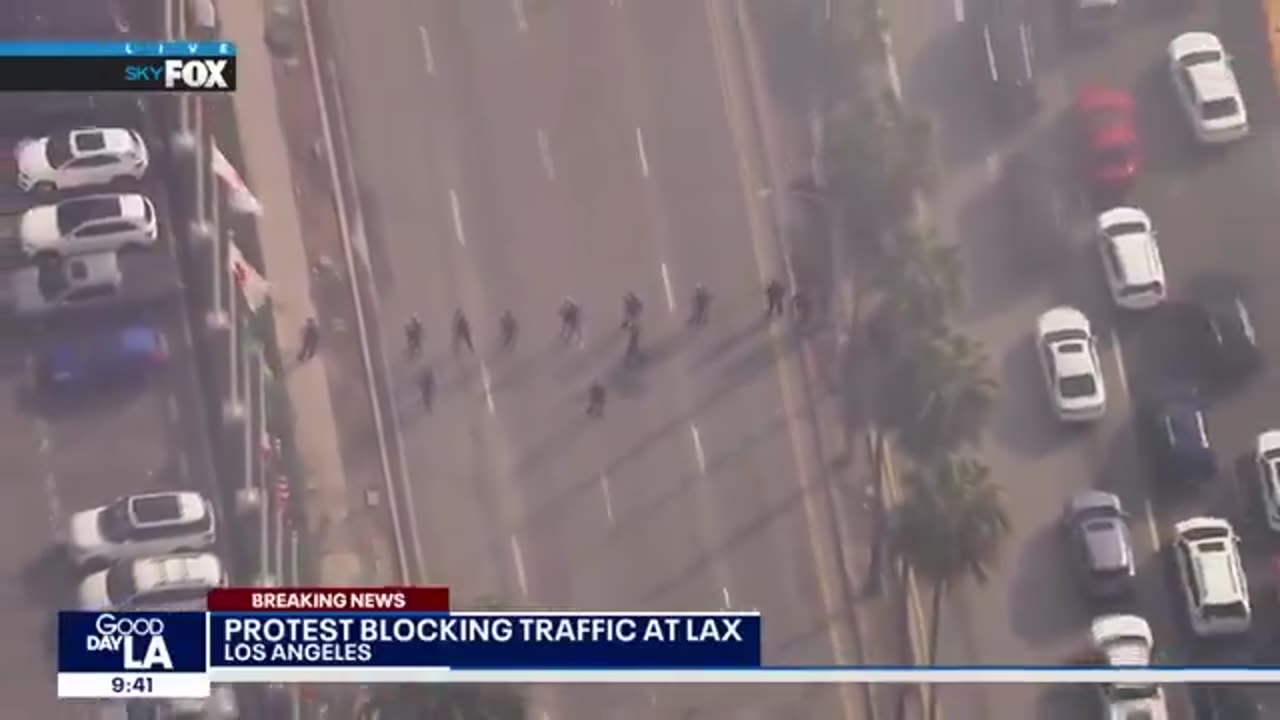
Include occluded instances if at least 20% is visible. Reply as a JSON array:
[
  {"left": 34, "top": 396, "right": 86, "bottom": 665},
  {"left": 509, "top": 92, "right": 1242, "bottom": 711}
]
[
  {"left": 587, "top": 381, "right": 606, "bottom": 418},
  {"left": 297, "top": 317, "right": 320, "bottom": 362},
  {"left": 621, "top": 291, "right": 644, "bottom": 329},
  {"left": 452, "top": 309, "right": 473, "bottom": 354},
  {"left": 418, "top": 366, "right": 435, "bottom": 412},
  {"left": 404, "top": 314, "right": 424, "bottom": 358},
  {"left": 559, "top": 297, "right": 582, "bottom": 343},
  {"left": 499, "top": 310, "right": 518, "bottom": 350},
  {"left": 765, "top": 279, "right": 786, "bottom": 317},
  {"left": 689, "top": 283, "right": 711, "bottom": 326}
]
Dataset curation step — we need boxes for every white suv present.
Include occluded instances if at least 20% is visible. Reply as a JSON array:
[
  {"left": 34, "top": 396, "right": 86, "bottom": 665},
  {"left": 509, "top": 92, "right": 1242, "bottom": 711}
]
[
  {"left": 1168, "top": 32, "right": 1248, "bottom": 144},
  {"left": 1097, "top": 207, "right": 1166, "bottom": 310},
  {"left": 8, "top": 252, "right": 123, "bottom": 317},
  {"left": 15, "top": 127, "right": 149, "bottom": 193},
  {"left": 1090, "top": 614, "right": 1168, "bottom": 720},
  {"left": 1172, "top": 517, "right": 1251, "bottom": 636},
  {"left": 65, "top": 491, "right": 217, "bottom": 567},
  {"left": 19, "top": 193, "right": 158, "bottom": 260},
  {"left": 78, "top": 552, "right": 225, "bottom": 611}
]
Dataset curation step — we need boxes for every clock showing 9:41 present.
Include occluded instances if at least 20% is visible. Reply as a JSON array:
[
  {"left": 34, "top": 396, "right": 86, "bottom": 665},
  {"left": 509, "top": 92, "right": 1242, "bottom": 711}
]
[{"left": 111, "top": 675, "right": 155, "bottom": 694}]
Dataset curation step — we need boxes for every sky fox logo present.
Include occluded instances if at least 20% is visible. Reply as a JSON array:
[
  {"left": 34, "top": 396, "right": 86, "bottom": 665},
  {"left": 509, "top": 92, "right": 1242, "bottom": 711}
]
[
  {"left": 85, "top": 614, "right": 175, "bottom": 670},
  {"left": 124, "top": 59, "right": 230, "bottom": 90}
]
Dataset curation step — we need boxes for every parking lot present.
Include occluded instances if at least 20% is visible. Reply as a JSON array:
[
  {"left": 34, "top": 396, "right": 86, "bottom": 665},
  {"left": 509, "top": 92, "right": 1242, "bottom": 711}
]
[{"left": 0, "top": 99, "right": 219, "bottom": 718}]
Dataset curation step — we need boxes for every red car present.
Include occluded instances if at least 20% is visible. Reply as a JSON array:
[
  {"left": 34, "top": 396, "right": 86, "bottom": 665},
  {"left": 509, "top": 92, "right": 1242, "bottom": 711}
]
[{"left": 1077, "top": 87, "right": 1140, "bottom": 194}]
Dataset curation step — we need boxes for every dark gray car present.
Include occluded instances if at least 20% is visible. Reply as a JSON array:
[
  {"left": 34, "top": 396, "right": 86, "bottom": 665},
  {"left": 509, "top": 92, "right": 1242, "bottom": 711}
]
[{"left": 1062, "top": 490, "right": 1136, "bottom": 599}]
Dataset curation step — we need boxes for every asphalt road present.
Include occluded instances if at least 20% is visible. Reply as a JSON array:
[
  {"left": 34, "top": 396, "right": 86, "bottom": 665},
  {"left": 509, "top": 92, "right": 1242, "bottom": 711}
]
[
  {"left": 0, "top": 115, "right": 218, "bottom": 717},
  {"left": 319, "top": 0, "right": 866, "bottom": 717},
  {"left": 886, "top": 0, "right": 1280, "bottom": 716}
]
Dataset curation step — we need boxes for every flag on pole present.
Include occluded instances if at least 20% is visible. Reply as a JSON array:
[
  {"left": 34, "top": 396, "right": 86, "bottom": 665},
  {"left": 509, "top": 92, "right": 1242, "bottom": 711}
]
[
  {"left": 212, "top": 141, "right": 264, "bottom": 216},
  {"left": 228, "top": 241, "right": 271, "bottom": 313}
]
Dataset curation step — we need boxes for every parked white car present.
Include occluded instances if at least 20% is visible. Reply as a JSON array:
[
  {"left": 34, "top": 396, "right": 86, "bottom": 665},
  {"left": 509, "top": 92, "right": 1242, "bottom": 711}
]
[
  {"left": 1256, "top": 430, "right": 1280, "bottom": 531},
  {"left": 1171, "top": 517, "right": 1251, "bottom": 637},
  {"left": 1097, "top": 207, "right": 1166, "bottom": 310},
  {"left": 1090, "top": 614, "right": 1169, "bottom": 720},
  {"left": 1169, "top": 32, "right": 1248, "bottom": 144},
  {"left": 65, "top": 491, "right": 217, "bottom": 567},
  {"left": 1036, "top": 306, "right": 1107, "bottom": 422},
  {"left": 15, "top": 127, "right": 149, "bottom": 193},
  {"left": 19, "top": 193, "right": 158, "bottom": 260},
  {"left": 9, "top": 251, "right": 123, "bottom": 317},
  {"left": 78, "top": 552, "right": 225, "bottom": 611}
]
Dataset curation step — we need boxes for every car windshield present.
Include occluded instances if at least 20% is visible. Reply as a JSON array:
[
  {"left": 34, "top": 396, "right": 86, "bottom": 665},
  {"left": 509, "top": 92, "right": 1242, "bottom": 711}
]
[
  {"left": 1181, "top": 526, "right": 1227, "bottom": 542},
  {"left": 44, "top": 133, "right": 72, "bottom": 167},
  {"left": 1121, "top": 281, "right": 1163, "bottom": 297},
  {"left": 55, "top": 197, "right": 117, "bottom": 236},
  {"left": 1204, "top": 600, "right": 1248, "bottom": 619},
  {"left": 1105, "top": 221, "right": 1147, "bottom": 236},
  {"left": 1180, "top": 50, "right": 1222, "bottom": 67},
  {"left": 1202, "top": 97, "right": 1240, "bottom": 120},
  {"left": 1059, "top": 374, "right": 1098, "bottom": 398},
  {"left": 36, "top": 263, "right": 71, "bottom": 301},
  {"left": 1109, "top": 683, "right": 1159, "bottom": 701},
  {"left": 97, "top": 499, "right": 135, "bottom": 543},
  {"left": 104, "top": 562, "right": 137, "bottom": 604}
]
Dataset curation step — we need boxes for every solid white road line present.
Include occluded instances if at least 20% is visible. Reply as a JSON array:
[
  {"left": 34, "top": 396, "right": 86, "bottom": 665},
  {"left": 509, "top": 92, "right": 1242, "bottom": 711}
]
[
  {"left": 1109, "top": 328, "right": 1130, "bottom": 399},
  {"left": 510, "top": 535, "right": 530, "bottom": 596},
  {"left": 600, "top": 474, "right": 615, "bottom": 524},
  {"left": 824, "top": 0, "right": 832, "bottom": 21},
  {"left": 808, "top": 108, "right": 824, "bottom": 186},
  {"left": 635, "top": 127, "right": 651, "bottom": 178},
  {"left": 480, "top": 363, "right": 496, "bottom": 414},
  {"left": 689, "top": 423, "right": 708, "bottom": 474},
  {"left": 536, "top": 129, "right": 556, "bottom": 180},
  {"left": 449, "top": 190, "right": 467, "bottom": 246},
  {"left": 721, "top": 586, "right": 733, "bottom": 609},
  {"left": 660, "top": 262, "right": 676, "bottom": 312},
  {"left": 512, "top": 0, "right": 529, "bottom": 32},
  {"left": 954, "top": 0, "right": 965, "bottom": 22},
  {"left": 418, "top": 26, "right": 437, "bottom": 76},
  {"left": 176, "top": 452, "right": 190, "bottom": 484},
  {"left": 1143, "top": 498, "right": 1160, "bottom": 549},
  {"left": 167, "top": 393, "right": 179, "bottom": 423}
]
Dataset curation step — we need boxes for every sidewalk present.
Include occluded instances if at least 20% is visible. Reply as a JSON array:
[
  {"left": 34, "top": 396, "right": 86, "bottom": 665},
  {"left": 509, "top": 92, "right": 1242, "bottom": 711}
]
[{"left": 219, "top": 0, "right": 387, "bottom": 588}]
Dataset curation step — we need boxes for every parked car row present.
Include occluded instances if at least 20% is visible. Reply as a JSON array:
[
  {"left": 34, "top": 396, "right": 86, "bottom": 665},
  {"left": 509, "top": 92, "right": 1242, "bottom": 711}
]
[
  {"left": 979, "top": 0, "right": 1257, "bottom": 711},
  {"left": 0, "top": 126, "right": 162, "bottom": 319}
]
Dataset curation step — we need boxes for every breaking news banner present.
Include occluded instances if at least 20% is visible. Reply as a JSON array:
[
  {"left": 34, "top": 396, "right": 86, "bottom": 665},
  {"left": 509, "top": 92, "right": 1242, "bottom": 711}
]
[
  {"left": 207, "top": 588, "right": 762, "bottom": 683},
  {"left": 57, "top": 611, "right": 208, "bottom": 699},
  {"left": 0, "top": 40, "right": 236, "bottom": 92}
]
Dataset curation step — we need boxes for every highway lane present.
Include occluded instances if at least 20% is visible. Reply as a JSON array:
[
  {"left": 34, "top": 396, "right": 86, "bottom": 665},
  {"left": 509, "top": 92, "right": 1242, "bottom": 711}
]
[
  {"left": 885, "top": 0, "right": 1280, "bottom": 715},
  {"left": 320, "top": 0, "right": 859, "bottom": 717}
]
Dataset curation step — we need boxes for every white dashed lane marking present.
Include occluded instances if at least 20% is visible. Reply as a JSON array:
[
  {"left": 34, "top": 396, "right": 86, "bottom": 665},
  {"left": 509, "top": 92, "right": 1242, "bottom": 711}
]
[
  {"left": 418, "top": 26, "right": 437, "bottom": 76},
  {"left": 635, "top": 127, "right": 651, "bottom": 178}
]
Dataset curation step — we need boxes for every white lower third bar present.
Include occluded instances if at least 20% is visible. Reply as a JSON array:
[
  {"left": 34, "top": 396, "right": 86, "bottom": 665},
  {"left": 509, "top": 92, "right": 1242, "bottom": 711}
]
[
  {"left": 209, "top": 667, "right": 1280, "bottom": 684},
  {"left": 58, "top": 672, "right": 210, "bottom": 698}
]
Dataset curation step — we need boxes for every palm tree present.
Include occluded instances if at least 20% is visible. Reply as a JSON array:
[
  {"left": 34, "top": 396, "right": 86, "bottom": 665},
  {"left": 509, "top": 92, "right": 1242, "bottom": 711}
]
[
  {"left": 365, "top": 596, "right": 527, "bottom": 720},
  {"left": 879, "top": 329, "right": 997, "bottom": 460},
  {"left": 869, "top": 221, "right": 964, "bottom": 352},
  {"left": 826, "top": 102, "right": 938, "bottom": 261},
  {"left": 891, "top": 455, "right": 1010, "bottom": 665}
]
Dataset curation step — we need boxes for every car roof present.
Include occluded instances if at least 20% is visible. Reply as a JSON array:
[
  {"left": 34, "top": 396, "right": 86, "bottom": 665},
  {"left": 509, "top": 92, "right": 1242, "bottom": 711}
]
[
  {"left": 1109, "top": 233, "right": 1161, "bottom": 285},
  {"left": 126, "top": 491, "right": 207, "bottom": 527},
  {"left": 69, "top": 127, "right": 136, "bottom": 156},
  {"left": 1191, "top": 546, "right": 1242, "bottom": 605},
  {"left": 1186, "top": 62, "right": 1240, "bottom": 103},
  {"left": 132, "top": 553, "right": 222, "bottom": 592},
  {"left": 1052, "top": 338, "right": 1097, "bottom": 378},
  {"left": 1258, "top": 429, "right": 1280, "bottom": 455}
]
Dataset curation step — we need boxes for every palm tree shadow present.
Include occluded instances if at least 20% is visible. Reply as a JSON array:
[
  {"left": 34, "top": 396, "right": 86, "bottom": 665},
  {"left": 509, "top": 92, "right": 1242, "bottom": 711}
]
[{"left": 1007, "top": 522, "right": 1088, "bottom": 644}]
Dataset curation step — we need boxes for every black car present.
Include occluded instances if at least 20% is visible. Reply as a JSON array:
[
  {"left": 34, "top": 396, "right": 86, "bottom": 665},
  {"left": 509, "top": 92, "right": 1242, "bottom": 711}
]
[
  {"left": 1181, "top": 295, "right": 1262, "bottom": 381},
  {"left": 1143, "top": 384, "right": 1217, "bottom": 482},
  {"left": 981, "top": 11, "right": 1039, "bottom": 122}
]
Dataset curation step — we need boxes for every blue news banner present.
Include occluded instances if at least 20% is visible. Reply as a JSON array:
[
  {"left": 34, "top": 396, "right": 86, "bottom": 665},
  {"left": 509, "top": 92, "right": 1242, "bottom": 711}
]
[{"left": 59, "top": 611, "right": 762, "bottom": 697}]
